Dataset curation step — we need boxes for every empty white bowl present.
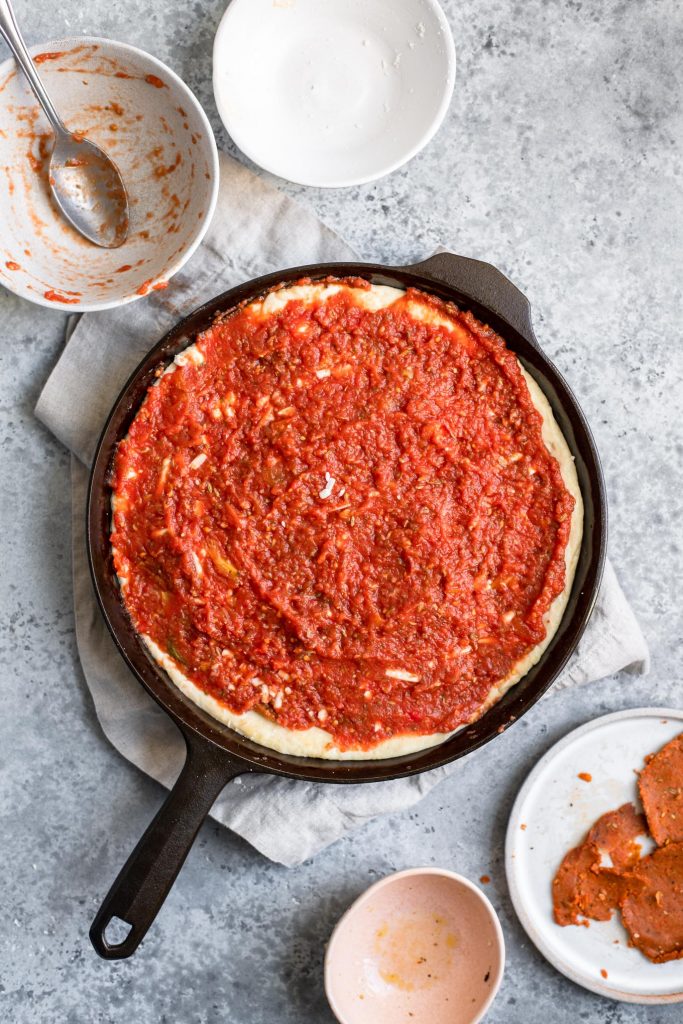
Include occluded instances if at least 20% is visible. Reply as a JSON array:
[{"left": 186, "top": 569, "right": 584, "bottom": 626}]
[
  {"left": 0, "top": 37, "right": 218, "bottom": 311},
  {"left": 325, "top": 868, "right": 505, "bottom": 1024},
  {"left": 213, "top": 0, "right": 456, "bottom": 187}
]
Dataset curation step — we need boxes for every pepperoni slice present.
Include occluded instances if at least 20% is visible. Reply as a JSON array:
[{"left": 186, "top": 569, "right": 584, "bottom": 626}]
[
  {"left": 639, "top": 734, "right": 683, "bottom": 846},
  {"left": 620, "top": 843, "right": 683, "bottom": 963}
]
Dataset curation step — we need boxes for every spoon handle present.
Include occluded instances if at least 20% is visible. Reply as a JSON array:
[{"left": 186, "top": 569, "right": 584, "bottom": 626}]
[{"left": 0, "top": 0, "right": 66, "bottom": 131}]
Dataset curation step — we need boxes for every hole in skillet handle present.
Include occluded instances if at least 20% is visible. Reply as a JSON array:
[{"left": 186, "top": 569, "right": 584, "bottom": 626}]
[
  {"left": 91, "top": 911, "right": 138, "bottom": 961},
  {"left": 104, "top": 916, "right": 133, "bottom": 947},
  {"left": 89, "top": 730, "right": 250, "bottom": 960}
]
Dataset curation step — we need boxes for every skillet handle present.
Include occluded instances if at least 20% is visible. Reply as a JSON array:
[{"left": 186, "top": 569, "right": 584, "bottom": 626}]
[
  {"left": 89, "top": 732, "right": 248, "bottom": 959},
  {"left": 405, "top": 251, "right": 538, "bottom": 348}
]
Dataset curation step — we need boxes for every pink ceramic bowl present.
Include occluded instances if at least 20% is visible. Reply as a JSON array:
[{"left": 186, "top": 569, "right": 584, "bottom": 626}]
[{"left": 325, "top": 868, "right": 505, "bottom": 1024}]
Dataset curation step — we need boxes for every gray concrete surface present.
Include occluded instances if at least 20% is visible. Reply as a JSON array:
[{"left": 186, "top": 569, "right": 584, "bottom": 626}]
[{"left": 1, "top": 0, "right": 682, "bottom": 1020}]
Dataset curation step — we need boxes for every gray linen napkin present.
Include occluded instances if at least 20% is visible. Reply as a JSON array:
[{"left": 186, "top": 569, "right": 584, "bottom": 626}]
[{"left": 36, "top": 153, "right": 649, "bottom": 867}]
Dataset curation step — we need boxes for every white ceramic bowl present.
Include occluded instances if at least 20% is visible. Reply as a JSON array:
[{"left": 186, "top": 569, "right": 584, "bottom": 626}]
[
  {"left": 213, "top": 0, "right": 456, "bottom": 187},
  {"left": 0, "top": 37, "right": 218, "bottom": 311},
  {"left": 325, "top": 868, "right": 505, "bottom": 1024}
]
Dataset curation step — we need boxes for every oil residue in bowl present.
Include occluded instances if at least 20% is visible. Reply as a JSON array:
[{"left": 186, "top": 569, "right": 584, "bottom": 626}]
[{"left": 370, "top": 911, "right": 460, "bottom": 992}]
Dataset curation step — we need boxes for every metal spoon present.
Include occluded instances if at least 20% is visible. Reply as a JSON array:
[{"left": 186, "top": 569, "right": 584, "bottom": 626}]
[{"left": 0, "top": 0, "right": 129, "bottom": 248}]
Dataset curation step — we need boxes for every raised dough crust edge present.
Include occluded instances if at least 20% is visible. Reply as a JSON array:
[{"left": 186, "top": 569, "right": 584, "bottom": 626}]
[{"left": 125, "top": 283, "right": 584, "bottom": 760}]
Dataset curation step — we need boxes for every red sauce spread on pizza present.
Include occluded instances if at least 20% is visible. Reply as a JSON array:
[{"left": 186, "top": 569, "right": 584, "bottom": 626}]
[{"left": 111, "top": 279, "right": 575, "bottom": 750}]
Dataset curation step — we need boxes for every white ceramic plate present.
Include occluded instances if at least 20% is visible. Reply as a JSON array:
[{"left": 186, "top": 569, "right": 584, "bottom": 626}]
[
  {"left": 0, "top": 38, "right": 218, "bottom": 311},
  {"left": 506, "top": 707, "right": 683, "bottom": 1004},
  {"left": 213, "top": 0, "right": 456, "bottom": 187}
]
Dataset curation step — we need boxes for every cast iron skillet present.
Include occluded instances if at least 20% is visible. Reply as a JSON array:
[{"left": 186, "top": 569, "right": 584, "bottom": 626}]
[{"left": 87, "top": 251, "right": 607, "bottom": 959}]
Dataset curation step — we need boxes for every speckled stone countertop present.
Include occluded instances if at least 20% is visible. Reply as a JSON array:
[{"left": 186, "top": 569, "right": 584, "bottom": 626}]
[{"left": 2, "top": 0, "right": 682, "bottom": 1021}]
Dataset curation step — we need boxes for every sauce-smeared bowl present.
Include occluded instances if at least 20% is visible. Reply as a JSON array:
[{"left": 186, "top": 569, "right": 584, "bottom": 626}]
[
  {"left": 325, "top": 868, "right": 505, "bottom": 1024},
  {"left": 0, "top": 37, "right": 218, "bottom": 311}
]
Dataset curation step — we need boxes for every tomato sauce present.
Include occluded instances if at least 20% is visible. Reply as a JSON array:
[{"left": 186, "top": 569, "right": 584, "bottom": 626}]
[
  {"left": 112, "top": 280, "right": 575, "bottom": 749},
  {"left": 34, "top": 51, "right": 67, "bottom": 64},
  {"left": 44, "top": 289, "right": 80, "bottom": 304}
]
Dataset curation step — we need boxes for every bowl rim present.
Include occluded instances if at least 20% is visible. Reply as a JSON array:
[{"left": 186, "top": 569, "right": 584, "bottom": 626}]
[
  {"left": 324, "top": 866, "right": 506, "bottom": 1024},
  {"left": 0, "top": 35, "right": 219, "bottom": 313},
  {"left": 212, "top": 0, "right": 456, "bottom": 188}
]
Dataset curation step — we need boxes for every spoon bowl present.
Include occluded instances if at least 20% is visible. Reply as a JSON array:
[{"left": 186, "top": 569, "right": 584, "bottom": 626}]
[{"left": 50, "top": 129, "right": 129, "bottom": 248}]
